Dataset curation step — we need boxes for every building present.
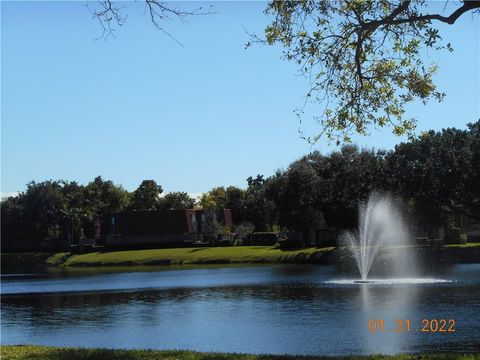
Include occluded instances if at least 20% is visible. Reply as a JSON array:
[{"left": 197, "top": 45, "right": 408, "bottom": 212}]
[{"left": 101, "top": 209, "right": 233, "bottom": 249}]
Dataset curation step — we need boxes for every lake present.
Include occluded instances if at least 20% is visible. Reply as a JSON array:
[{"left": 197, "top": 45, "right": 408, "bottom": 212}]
[{"left": 1, "top": 264, "right": 479, "bottom": 355}]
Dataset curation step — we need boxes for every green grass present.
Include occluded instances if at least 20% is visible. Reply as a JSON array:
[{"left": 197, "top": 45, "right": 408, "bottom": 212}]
[
  {"left": 2, "top": 346, "right": 479, "bottom": 360},
  {"left": 1, "top": 246, "right": 334, "bottom": 269},
  {"left": 2, "top": 242, "right": 479, "bottom": 269},
  {"left": 443, "top": 242, "right": 480, "bottom": 248},
  {"left": 61, "top": 246, "right": 334, "bottom": 267}
]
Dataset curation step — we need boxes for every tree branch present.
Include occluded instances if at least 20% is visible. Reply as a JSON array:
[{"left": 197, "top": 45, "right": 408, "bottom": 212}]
[
  {"left": 89, "top": 0, "right": 215, "bottom": 42},
  {"left": 365, "top": 0, "right": 480, "bottom": 29}
]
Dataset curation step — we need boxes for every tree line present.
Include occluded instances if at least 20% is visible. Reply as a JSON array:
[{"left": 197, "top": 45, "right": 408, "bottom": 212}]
[
  {"left": 1, "top": 178, "right": 196, "bottom": 248},
  {"left": 2, "top": 121, "right": 478, "bottom": 249}
]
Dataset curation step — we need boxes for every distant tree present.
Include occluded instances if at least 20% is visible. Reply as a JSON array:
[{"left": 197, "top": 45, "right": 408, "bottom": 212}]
[
  {"left": 84, "top": 176, "right": 130, "bottom": 215},
  {"left": 130, "top": 180, "right": 163, "bottom": 211},
  {"left": 243, "top": 175, "right": 275, "bottom": 231},
  {"left": 253, "top": 1, "right": 480, "bottom": 143},
  {"left": 203, "top": 209, "right": 221, "bottom": 235},
  {"left": 1, "top": 180, "right": 90, "bottom": 248},
  {"left": 199, "top": 187, "right": 227, "bottom": 209},
  {"left": 60, "top": 181, "right": 88, "bottom": 243},
  {"left": 235, "top": 221, "right": 255, "bottom": 240},
  {"left": 386, "top": 120, "right": 480, "bottom": 225},
  {"left": 82, "top": 176, "right": 130, "bottom": 238},
  {"left": 21, "top": 180, "right": 67, "bottom": 241},
  {"left": 198, "top": 192, "right": 217, "bottom": 209},
  {"left": 266, "top": 146, "right": 387, "bottom": 231},
  {"left": 265, "top": 162, "right": 320, "bottom": 233},
  {"left": 158, "top": 191, "right": 196, "bottom": 210},
  {"left": 315, "top": 145, "right": 387, "bottom": 228},
  {"left": 225, "top": 186, "right": 246, "bottom": 223},
  {"left": 1, "top": 195, "right": 27, "bottom": 246}
]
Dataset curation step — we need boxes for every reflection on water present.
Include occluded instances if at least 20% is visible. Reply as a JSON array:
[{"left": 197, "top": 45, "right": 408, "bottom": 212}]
[
  {"left": 358, "top": 279, "right": 420, "bottom": 354},
  {"left": 1, "top": 264, "right": 480, "bottom": 355},
  {"left": 328, "top": 278, "right": 452, "bottom": 285}
]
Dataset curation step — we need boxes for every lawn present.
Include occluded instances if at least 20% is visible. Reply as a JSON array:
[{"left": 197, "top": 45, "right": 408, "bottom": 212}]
[
  {"left": 2, "top": 243, "right": 479, "bottom": 269},
  {"left": 444, "top": 242, "right": 480, "bottom": 248},
  {"left": 61, "top": 246, "right": 334, "bottom": 267},
  {"left": 2, "top": 346, "right": 479, "bottom": 360},
  {"left": 1, "top": 246, "right": 335, "bottom": 269}
]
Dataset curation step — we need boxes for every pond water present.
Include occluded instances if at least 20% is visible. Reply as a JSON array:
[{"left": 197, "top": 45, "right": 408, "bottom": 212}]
[{"left": 1, "top": 264, "right": 479, "bottom": 355}]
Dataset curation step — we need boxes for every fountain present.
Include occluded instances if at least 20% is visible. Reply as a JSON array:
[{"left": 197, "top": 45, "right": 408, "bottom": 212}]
[{"left": 340, "top": 192, "right": 414, "bottom": 283}]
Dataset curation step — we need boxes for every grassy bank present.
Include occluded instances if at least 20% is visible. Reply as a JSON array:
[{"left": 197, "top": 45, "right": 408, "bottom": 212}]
[
  {"left": 2, "top": 243, "right": 479, "bottom": 270},
  {"left": 2, "top": 345, "right": 479, "bottom": 360},
  {"left": 1, "top": 246, "right": 335, "bottom": 269},
  {"left": 444, "top": 242, "right": 480, "bottom": 248}
]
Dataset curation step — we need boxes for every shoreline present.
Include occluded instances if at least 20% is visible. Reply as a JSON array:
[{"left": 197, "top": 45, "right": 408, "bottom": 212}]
[
  {"left": 1, "top": 246, "right": 335, "bottom": 271},
  {"left": 2, "top": 345, "right": 480, "bottom": 360},
  {"left": 1, "top": 243, "right": 479, "bottom": 272}
]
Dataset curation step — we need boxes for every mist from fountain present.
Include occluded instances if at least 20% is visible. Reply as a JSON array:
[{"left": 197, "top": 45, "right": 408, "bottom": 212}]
[{"left": 340, "top": 192, "right": 414, "bottom": 282}]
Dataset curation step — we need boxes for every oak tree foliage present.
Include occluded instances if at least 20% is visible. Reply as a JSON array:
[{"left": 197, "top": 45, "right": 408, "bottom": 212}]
[
  {"left": 158, "top": 191, "right": 196, "bottom": 210},
  {"left": 130, "top": 180, "right": 163, "bottom": 211},
  {"left": 250, "top": 0, "right": 479, "bottom": 144}
]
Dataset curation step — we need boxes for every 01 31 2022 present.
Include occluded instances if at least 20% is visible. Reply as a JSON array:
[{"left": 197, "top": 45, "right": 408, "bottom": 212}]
[{"left": 368, "top": 319, "right": 456, "bottom": 334}]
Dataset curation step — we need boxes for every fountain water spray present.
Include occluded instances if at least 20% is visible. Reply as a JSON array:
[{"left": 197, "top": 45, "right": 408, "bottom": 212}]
[{"left": 340, "top": 192, "right": 413, "bottom": 281}]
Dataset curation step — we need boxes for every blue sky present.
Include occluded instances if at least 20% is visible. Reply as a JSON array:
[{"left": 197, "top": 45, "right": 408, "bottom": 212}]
[{"left": 2, "top": 1, "right": 479, "bottom": 195}]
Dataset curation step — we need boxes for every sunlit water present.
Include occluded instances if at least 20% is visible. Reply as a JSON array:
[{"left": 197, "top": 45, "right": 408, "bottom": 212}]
[
  {"left": 1, "top": 265, "right": 479, "bottom": 355},
  {"left": 328, "top": 278, "right": 451, "bottom": 285}
]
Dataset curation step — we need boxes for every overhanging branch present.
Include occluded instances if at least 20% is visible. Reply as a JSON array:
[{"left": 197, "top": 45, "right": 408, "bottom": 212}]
[{"left": 365, "top": 0, "right": 480, "bottom": 29}]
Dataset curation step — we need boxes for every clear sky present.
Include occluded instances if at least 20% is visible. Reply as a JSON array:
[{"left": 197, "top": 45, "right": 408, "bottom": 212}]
[{"left": 1, "top": 1, "right": 479, "bottom": 196}]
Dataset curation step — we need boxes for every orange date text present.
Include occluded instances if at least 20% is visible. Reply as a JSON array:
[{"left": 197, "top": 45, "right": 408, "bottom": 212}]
[{"left": 368, "top": 319, "right": 456, "bottom": 333}]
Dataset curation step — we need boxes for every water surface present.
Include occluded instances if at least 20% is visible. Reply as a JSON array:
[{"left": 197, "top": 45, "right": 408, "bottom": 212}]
[{"left": 2, "top": 264, "right": 479, "bottom": 355}]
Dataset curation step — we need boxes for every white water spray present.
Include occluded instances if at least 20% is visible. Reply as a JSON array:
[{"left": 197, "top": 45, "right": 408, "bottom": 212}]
[{"left": 340, "top": 193, "right": 413, "bottom": 281}]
